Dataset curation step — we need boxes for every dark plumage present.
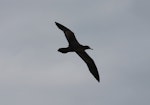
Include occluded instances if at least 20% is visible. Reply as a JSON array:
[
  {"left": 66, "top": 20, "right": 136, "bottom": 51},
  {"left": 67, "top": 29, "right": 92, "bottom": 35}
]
[{"left": 55, "top": 22, "right": 100, "bottom": 82}]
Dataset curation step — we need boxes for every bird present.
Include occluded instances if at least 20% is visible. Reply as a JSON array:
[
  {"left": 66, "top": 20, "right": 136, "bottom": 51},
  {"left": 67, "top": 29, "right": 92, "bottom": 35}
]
[{"left": 55, "top": 22, "right": 100, "bottom": 82}]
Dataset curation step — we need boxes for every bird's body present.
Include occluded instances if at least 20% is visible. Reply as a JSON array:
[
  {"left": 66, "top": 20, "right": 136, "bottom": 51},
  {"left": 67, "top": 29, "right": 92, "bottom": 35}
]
[{"left": 55, "top": 22, "right": 100, "bottom": 82}]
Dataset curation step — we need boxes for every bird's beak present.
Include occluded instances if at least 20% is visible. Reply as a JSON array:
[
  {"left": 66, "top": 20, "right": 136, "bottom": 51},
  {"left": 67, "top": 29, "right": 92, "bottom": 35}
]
[{"left": 90, "top": 48, "right": 93, "bottom": 50}]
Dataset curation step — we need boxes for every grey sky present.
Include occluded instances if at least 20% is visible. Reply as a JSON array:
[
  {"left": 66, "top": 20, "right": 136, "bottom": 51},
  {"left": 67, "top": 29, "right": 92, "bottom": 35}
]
[{"left": 0, "top": 0, "right": 150, "bottom": 105}]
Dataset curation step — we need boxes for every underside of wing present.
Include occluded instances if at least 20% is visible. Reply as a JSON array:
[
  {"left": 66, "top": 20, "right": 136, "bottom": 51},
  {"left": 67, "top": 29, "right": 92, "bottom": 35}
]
[
  {"left": 55, "top": 22, "right": 79, "bottom": 44},
  {"left": 76, "top": 51, "right": 100, "bottom": 82}
]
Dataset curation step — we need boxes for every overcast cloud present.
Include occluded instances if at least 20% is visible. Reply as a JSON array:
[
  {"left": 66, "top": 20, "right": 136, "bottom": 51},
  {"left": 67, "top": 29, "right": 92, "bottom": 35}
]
[{"left": 0, "top": 0, "right": 150, "bottom": 105}]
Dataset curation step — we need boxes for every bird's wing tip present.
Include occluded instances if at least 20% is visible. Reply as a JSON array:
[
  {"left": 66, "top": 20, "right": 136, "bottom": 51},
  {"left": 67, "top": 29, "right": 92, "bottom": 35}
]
[
  {"left": 96, "top": 77, "right": 100, "bottom": 82},
  {"left": 55, "top": 22, "right": 58, "bottom": 25}
]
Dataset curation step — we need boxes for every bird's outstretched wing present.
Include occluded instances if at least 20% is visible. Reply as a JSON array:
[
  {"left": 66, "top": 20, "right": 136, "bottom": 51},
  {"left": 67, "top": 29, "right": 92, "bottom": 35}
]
[
  {"left": 76, "top": 51, "right": 100, "bottom": 82},
  {"left": 55, "top": 22, "right": 79, "bottom": 45}
]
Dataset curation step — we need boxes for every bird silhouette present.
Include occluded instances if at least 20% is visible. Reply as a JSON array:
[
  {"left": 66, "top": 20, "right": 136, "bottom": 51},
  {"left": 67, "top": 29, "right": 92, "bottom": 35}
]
[{"left": 55, "top": 22, "right": 100, "bottom": 82}]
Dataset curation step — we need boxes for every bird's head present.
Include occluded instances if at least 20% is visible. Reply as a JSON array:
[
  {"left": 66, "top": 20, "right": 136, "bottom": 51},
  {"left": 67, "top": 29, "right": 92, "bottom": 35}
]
[{"left": 83, "top": 45, "right": 93, "bottom": 50}]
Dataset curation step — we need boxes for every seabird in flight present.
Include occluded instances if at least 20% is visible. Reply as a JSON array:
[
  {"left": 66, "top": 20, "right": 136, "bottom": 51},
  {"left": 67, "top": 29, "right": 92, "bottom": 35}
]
[{"left": 55, "top": 22, "right": 100, "bottom": 82}]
